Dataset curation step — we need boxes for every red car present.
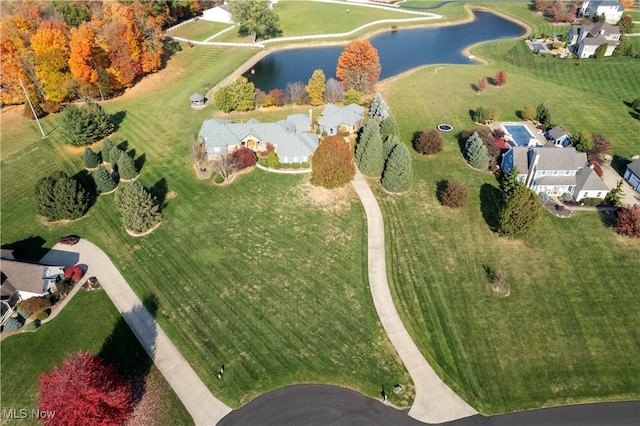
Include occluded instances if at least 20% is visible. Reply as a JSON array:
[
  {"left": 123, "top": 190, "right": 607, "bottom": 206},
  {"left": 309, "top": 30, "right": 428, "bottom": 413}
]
[
  {"left": 58, "top": 235, "right": 80, "bottom": 245},
  {"left": 64, "top": 265, "right": 85, "bottom": 282}
]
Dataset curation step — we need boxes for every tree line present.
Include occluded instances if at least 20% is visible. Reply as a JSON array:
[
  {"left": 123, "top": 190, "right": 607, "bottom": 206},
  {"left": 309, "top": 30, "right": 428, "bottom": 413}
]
[{"left": 1, "top": 0, "right": 204, "bottom": 113}]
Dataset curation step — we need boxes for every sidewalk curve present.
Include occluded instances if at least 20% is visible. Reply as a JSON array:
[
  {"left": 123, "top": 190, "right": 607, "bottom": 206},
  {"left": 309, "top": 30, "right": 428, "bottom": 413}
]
[
  {"left": 47, "top": 240, "right": 232, "bottom": 426},
  {"left": 351, "top": 171, "right": 477, "bottom": 424}
]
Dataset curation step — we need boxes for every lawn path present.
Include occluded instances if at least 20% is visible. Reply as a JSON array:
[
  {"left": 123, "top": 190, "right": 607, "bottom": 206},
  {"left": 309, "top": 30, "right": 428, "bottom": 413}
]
[
  {"left": 42, "top": 240, "right": 232, "bottom": 426},
  {"left": 351, "top": 171, "right": 478, "bottom": 424}
]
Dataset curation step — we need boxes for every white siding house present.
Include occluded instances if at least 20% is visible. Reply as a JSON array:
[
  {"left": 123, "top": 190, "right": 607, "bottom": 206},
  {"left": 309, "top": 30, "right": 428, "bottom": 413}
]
[
  {"left": 501, "top": 146, "right": 609, "bottom": 201},
  {"left": 579, "top": 0, "right": 624, "bottom": 24},
  {"left": 567, "top": 22, "right": 621, "bottom": 58}
]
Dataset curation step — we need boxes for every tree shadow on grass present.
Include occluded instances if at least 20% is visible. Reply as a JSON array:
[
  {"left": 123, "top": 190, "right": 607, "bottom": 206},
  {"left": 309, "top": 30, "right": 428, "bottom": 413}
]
[
  {"left": 111, "top": 111, "right": 127, "bottom": 132},
  {"left": 1, "top": 236, "right": 48, "bottom": 262},
  {"left": 99, "top": 294, "right": 159, "bottom": 405},
  {"left": 480, "top": 183, "right": 503, "bottom": 232},
  {"left": 435, "top": 179, "right": 449, "bottom": 205},
  {"left": 134, "top": 153, "right": 146, "bottom": 174},
  {"left": 150, "top": 178, "right": 169, "bottom": 212}
]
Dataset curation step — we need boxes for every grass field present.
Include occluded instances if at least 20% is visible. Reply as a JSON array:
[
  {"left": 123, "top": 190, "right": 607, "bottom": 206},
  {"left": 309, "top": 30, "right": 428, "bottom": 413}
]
[
  {"left": 376, "top": 22, "right": 640, "bottom": 412},
  {"left": 0, "top": 291, "right": 192, "bottom": 425},
  {"left": 0, "top": 43, "right": 414, "bottom": 409},
  {"left": 2, "top": 1, "right": 640, "bottom": 418},
  {"left": 169, "top": 20, "right": 232, "bottom": 41}
]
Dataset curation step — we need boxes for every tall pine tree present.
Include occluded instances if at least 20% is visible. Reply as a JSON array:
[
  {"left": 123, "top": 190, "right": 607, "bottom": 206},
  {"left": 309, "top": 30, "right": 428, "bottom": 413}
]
[
  {"left": 116, "top": 181, "right": 162, "bottom": 234},
  {"left": 101, "top": 139, "right": 114, "bottom": 163},
  {"left": 83, "top": 147, "right": 99, "bottom": 169},
  {"left": 381, "top": 144, "right": 413, "bottom": 193},
  {"left": 368, "top": 92, "right": 389, "bottom": 119},
  {"left": 355, "top": 119, "right": 380, "bottom": 165},
  {"left": 464, "top": 132, "right": 490, "bottom": 170},
  {"left": 498, "top": 185, "right": 543, "bottom": 239},
  {"left": 379, "top": 115, "right": 399, "bottom": 141},
  {"left": 35, "top": 171, "right": 90, "bottom": 220},
  {"left": 383, "top": 135, "right": 400, "bottom": 161},
  {"left": 358, "top": 130, "right": 384, "bottom": 177},
  {"left": 117, "top": 153, "right": 138, "bottom": 180},
  {"left": 95, "top": 164, "right": 117, "bottom": 194}
]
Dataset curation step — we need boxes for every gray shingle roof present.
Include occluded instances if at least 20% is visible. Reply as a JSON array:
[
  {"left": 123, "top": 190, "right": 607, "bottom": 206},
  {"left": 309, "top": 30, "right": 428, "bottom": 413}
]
[
  {"left": 548, "top": 126, "right": 568, "bottom": 141},
  {"left": 190, "top": 93, "right": 205, "bottom": 102},
  {"left": 575, "top": 166, "right": 609, "bottom": 193},
  {"left": 627, "top": 158, "right": 640, "bottom": 176},
  {"left": 318, "top": 103, "right": 364, "bottom": 129},
  {"left": 199, "top": 115, "right": 319, "bottom": 161},
  {"left": 1, "top": 259, "right": 50, "bottom": 297},
  {"left": 506, "top": 147, "right": 587, "bottom": 174}
]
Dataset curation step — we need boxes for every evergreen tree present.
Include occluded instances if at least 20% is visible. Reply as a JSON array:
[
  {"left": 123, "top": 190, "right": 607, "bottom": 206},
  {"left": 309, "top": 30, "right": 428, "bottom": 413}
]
[
  {"left": 536, "top": 103, "right": 551, "bottom": 127},
  {"left": 116, "top": 181, "right": 162, "bottom": 234},
  {"left": 383, "top": 135, "right": 399, "bottom": 161},
  {"left": 464, "top": 132, "right": 490, "bottom": 170},
  {"left": 498, "top": 185, "right": 543, "bottom": 239},
  {"left": 355, "top": 119, "right": 380, "bottom": 165},
  {"left": 368, "top": 92, "right": 389, "bottom": 119},
  {"left": 305, "top": 69, "right": 325, "bottom": 106},
  {"left": 381, "top": 144, "right": 413, "bottom": 193},
  {"left": 110, "top": 147, "right": 123, "bottom": 166},
  {"left": 379, "top": 115, "right": 399, "bottom": 141},
  {"left": 83, "top": 147, "right": 99, "bottom": 169},
  {"left": 59, "top": 102, "right": 114, "bottom": 146},
  {"left": 95, "top": 164, "right": 117, "bottom": 194},
  {"left": 117, "top": 152, "right": 138, "bottom": 180},
  {"left": 358, "top": 130, "right": 384, "bottom": 177},
  {"left": 604, "top": 180, "right": 624, "bottom": 206},
  {"left": 101, "top": 139, "right": 114, "bottom": 163},
  {"left": 500, "top": 167, "right": 522, "bottom": 198},
  {"left": 35, "top": 171, "right": 89, "bottom": 220}
]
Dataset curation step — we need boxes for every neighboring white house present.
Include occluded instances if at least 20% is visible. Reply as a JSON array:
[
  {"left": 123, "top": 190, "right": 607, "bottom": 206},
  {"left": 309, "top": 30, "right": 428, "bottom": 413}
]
[
  {"left": 623, "top": 158, "right": 640, "bottom": 191},
  {"left": 579, "top": 0, "right": 624, "bottom": 24},
  {"left": 201, "top": 3, "right": 233, "bottom": 24},
  {"left": 198, "top": 114, "right": 319, "bottom": 164},
  {"left": 567, "top": 21, "right": 621, "bottom": 58},
  {"left": 317, "top": 103, "right": 365, "bottom": 136},
  {"left": 0, "top": 257, "right": 64, "bottom": 325},
  {"left": 548, "top": 126, "right": 571, "bottom": 147},
  {"left": 501, "top": 146, "right": 609, "bottom": 201},
  {"left": 201, "top": 0, "right": 278, "bottom": 24}
]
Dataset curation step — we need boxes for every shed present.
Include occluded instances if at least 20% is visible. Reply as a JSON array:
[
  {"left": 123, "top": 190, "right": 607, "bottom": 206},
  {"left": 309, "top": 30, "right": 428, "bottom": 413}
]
[
  {"left": 201, "top": 4, "right": 233, "bottom": 24},
  {"left": 548, "top": 126, "right": 570, "bottom": 147},
  {"left": 623, "top": 158, "right": 640, "bottom": 191},
  {"left": 190, "top": 93, "right": 206, "bottom": 107}
]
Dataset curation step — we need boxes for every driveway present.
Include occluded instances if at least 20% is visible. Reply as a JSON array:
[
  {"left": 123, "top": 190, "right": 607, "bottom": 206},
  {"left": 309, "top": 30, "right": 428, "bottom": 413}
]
[{"left": 601, "top": 164, "right": 640, "bottom": 205}]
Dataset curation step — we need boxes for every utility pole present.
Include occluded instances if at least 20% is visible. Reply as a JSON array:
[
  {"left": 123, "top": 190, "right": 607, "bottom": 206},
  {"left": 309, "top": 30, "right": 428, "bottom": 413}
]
[{"left": 18, "top": 78, "right": 46, "bottom": 139}]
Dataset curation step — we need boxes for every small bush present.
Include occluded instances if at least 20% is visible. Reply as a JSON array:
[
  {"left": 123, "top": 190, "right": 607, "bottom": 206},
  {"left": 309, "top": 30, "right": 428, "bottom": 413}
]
[
  {"left": 291, "top": 163, "right": 301, "bottom": 169},
  {"left": 19, "top": 297, "right": 51, "bottom": 316},
  {"left": 26, "top": 321, "right": 39, "bottom": 331},
  {"left": 231, "top": 147, "right": 257, "bottom": 170},
  {"left": 539, "top": 192, "right": 550, "bottom": 202},
  {"left": 413, "top": 128, "right": 443, "bottom": 155},
  {"left": 616, "top": 205, "right": 640, "bottom": 238},
  {"left": 301, "top": 162, "right": 310, "bottom": 168},
  {"left": 35, "top": 310, "right": 50, "bottom": 320},
  {"left": 440, "top": 181, "right": 468, "bottom": 208},
  {"left": 3, "top": 316, "right": 24, "bottom": 332},
  {"left": 580, "top": 197, "right": 603, "bottom": 207},
  {"left": 562, "top": 192, "right": 573, "bottom": 202}
]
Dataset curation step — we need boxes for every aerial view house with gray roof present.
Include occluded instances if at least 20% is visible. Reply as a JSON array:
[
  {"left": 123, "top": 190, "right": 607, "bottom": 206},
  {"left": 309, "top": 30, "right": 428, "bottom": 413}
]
[
  {"left": 318, "top": 103, "right": 365, "bottom": 136},
  {"left": 579, "top": 0, "right": 624, "bottom": 23},
  {"left": 501, "top": 146, "right": 609, "bottom": 201},
  {"left": 199, "top": 113, "right": 319, "bottom": 164},
  {"left": 567, "top": 21, "right": 621, "bottom": 58},
  {"left": 547, "top": 126, "right": 571, "bottom": 147},
  {"left": 623, "top": 158, "right": 640, "bottom": 192}
]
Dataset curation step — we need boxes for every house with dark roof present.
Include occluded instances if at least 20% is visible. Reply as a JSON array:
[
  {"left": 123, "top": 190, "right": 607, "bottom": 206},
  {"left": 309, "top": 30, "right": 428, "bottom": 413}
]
[
  {"left": 623, "top": 158, "right": 640, "bottom": 192},
  {"left": 318, "top": 103, "right": 365, "bottom": 136},
  {"left": 198, "top": 113, "right": 319, "bottom": 164},
  {"left": 547, "top": 126, "right": 571, "bottom": 147},
  {"left": 568, "top": 21, "right": 621, "bottom": 58},
  {"left": 579, "top": 0, "right": 624, "bottom": 23},
  {"left": 501, "top": 146, "right": 609, "bottom": 201}
]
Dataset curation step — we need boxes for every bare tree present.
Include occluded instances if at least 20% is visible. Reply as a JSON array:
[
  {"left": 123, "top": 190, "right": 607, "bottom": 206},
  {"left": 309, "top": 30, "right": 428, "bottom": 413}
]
[
  {"left": 286, "top": 81, "right": 306, "bottom": 105},
  {"left": 324, "top": 78, "right": 345, "bottom": 103},
  {"left": 211, "top": 153, "right": 236, "bottom": 181}
]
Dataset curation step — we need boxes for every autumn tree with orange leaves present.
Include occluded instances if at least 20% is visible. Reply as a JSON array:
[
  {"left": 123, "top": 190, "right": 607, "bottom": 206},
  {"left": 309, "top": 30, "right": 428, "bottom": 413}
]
[
  {"left": 0, "top": 0, "right": 198, "bottom": 109},
  {"left": 336, "top": 39, "right": 381, "bottom": 95}
]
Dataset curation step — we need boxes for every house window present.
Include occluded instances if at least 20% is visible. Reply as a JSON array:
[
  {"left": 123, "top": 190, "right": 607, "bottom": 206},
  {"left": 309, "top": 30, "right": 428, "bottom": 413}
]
[
  {"left": 564, "top": 170, "right": 570, "bottom": 175},
  {"left": 553, "top": 170, "right": 559, "bottom": 175},
  {"left": 596, "top": 192, "right": 602, "bottom": 198},
  {"left": 247, "top": 139, "right": 257, "bottom": 149}
]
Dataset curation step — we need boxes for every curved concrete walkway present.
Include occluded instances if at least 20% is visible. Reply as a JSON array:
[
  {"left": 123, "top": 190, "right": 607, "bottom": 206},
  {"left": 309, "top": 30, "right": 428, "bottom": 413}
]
[
  {"left": 351, "top": 171, "right": 477, "bottom": 424},
  {"left": 42, "top": 240, "right": 231, "bottom": 426}
]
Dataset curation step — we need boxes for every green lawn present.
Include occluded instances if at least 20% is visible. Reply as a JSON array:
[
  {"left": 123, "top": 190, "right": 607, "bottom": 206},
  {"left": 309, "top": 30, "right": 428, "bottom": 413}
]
[
  {"left": 0, "top": 291, "right": 192, "bottom": 425},
  {"left": 169, "top": 20, "right": 233, "bottom": 41},
  {"left": 377, "top": 35, "right": 640, "bottom": 413},
  {"left": 0, "top": 44, "right": 413, "bottom": 408}
]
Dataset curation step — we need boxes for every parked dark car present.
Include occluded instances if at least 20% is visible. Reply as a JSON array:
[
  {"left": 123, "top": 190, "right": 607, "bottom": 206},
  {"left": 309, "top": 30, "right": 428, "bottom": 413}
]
[{"left": 58, "top": 235, "right": 80, "bottom": 245}]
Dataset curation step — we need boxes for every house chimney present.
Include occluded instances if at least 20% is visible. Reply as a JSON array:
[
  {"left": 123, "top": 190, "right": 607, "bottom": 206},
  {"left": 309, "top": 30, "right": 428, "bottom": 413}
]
[{"left": 525, "top": 148, "right": 540, "bottom": 188}]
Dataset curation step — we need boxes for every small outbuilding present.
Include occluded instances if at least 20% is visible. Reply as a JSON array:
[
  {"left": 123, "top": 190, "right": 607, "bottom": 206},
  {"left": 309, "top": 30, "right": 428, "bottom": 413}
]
[
  {"left": 548, "top": 126, "right": 570, "bottom": 147},
  {"left": 623, "top": 158, "right": 640, "bottom": 192},
  {"left": 190, "top": 93, "right": 206, "bottom": 108}
]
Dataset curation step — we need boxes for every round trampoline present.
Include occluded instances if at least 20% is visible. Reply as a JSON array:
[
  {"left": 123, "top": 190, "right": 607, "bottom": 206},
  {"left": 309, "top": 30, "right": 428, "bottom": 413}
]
[{"left": 438, "top": 124, "right": 453, "bottom": 132}]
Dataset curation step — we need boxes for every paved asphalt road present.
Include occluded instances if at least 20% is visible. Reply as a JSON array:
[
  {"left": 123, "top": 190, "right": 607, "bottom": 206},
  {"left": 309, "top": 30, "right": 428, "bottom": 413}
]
[{"left": 218, "top": 384, "right": 640, "bottom": 426}]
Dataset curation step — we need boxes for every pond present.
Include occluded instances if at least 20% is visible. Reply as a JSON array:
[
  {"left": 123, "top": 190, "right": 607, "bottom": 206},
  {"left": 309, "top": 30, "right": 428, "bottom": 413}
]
[{"left": 243, "top": 11, "right": 525, "bottom": 92}]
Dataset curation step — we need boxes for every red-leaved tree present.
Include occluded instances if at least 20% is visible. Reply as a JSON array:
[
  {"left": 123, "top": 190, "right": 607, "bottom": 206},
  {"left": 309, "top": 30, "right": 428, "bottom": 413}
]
[
  {"left": 616, "top": 204, "right": 640, "bottom": 238},
  {"left": 494, "top": 70, "right": 507, "bottom": 87},
  {"left": 38, "top": 351, "right": 134, "bottom": 426},
  {"left": 477, "top": 78, "right": 486, "bottom": 94},
  {"left": 310, "top": 135, "right": 355, "bottom": 188},
  {"left": 336, "top": 39, "right": 381, "bottom": 95},
  {"left": 232, "top": 147, "right": 257, "bottom": 170}
]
